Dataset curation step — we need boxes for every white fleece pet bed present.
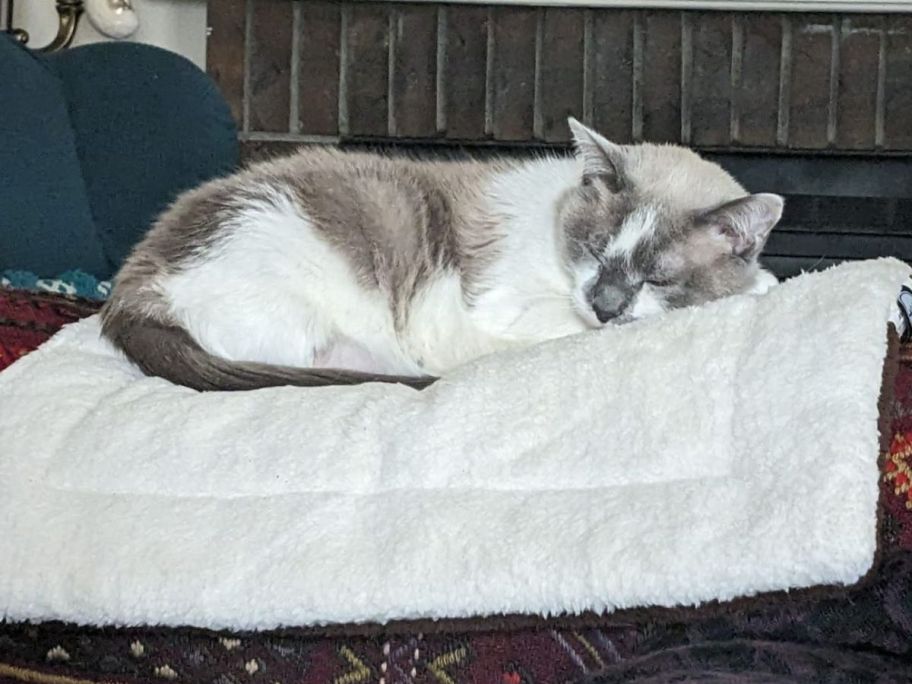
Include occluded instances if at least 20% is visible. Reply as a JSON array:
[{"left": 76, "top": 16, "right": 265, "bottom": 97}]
[{"left": 0, "top": 258, "right": 907, "bottom": 631}]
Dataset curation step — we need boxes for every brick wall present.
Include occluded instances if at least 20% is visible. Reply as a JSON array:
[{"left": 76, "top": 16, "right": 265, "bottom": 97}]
[{"left": 208, "top": 1, "right": 912, "bottom": 152}]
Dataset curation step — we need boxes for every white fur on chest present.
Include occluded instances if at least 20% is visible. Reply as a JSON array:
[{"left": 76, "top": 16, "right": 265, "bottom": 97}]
[
  {"left": 401, "top": 160, "right": 593, "bottom": 372},
  {"left": 469, "top": 158, "right": 590, "bottom": 342}
]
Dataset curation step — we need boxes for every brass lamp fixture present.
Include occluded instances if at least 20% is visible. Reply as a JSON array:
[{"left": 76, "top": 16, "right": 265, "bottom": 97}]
[
  {"left": 4, "top": 0, "right": 137, "bottom": 53},
  {"left": 41, "top": 0, "right": 85, "bottom": 52},
  {"left": 4, "top": 0, "right": 84, "bottom": 51}
]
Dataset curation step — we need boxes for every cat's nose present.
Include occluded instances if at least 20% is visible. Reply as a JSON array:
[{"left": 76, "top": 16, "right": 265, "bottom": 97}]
[
  {"left": 591, "top": 286, "right": 627, "bottom": 323},
  {"left": 592, "top": 302, "right": 620, "bottom": 323}
]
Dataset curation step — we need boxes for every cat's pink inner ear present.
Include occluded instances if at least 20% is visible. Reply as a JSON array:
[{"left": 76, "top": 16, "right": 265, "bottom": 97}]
[{"left": 700, "top": 193, "right": 784, "bottom": 258}]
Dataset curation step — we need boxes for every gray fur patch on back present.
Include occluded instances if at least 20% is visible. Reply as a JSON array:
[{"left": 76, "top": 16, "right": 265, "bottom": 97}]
[
  {"left": 100, "top": 146, "right": 514, "bottom": 390},
  {"left": 106, "top": 147, "right": 511, "bottom": 334},
  {"left": 272, "top": 149, "right": 510, "bottom": 325}
]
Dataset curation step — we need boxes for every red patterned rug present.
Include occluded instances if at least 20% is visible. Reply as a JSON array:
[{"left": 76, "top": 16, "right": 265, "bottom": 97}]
[
  {"left": 0, "top": 289, "right": 101, "bottom": 373},
  {"left": 1, "top": 287, "right": 911, "bottom": 683}
]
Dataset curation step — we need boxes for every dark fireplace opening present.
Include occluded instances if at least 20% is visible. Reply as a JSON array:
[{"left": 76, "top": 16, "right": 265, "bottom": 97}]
[{"left": 708, "top": 153, "right": 912, "bottom": 278}]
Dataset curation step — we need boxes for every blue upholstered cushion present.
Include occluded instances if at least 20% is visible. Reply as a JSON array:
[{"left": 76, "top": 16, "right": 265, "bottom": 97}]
[
  {"left": 0, "top": 35, "right": 238, "bottom": 279},
  {"left": 0, "top": 35, "right": 109, "bottom": 276}
]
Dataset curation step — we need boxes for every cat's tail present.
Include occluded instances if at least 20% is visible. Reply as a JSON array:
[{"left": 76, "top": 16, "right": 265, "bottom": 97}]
[{"left": 99, "top": 307, "right": 436, "bottom": 392}]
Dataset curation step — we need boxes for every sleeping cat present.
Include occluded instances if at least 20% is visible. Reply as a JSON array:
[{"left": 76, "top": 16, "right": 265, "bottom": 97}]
[{"left": 101, "top": 118, "right": 782, "bottom": 390}]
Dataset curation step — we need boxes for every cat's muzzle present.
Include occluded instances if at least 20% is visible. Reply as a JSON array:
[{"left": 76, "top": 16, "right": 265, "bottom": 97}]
[{"left": 589, "top": 284, "right": 632, "bottom": 323}]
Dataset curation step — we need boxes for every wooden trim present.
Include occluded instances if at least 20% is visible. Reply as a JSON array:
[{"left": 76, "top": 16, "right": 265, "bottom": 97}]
[{"left": 363, "top": 0, "right": 912, "bottom": 13}]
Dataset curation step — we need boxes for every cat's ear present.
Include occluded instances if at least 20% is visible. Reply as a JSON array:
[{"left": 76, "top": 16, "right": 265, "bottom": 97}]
[
  {"left": 568, "top": 117, "right": 626, "bottom": 191},
  {"left": 697, "top": 193, "right": 784, "bottom": 259}
]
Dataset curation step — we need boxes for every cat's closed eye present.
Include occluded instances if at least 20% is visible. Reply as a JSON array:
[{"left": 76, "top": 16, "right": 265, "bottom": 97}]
[
  {"left": 645, "top": 278, "right": 675, "bottom": 288},
  {"left": 586, "top": 244, "right": 608, "bottom": 265}
]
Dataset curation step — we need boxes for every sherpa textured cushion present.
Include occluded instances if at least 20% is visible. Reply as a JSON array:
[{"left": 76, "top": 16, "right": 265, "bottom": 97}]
[{"left": 0, "top": 258, "right": 907, "bottom": 631}]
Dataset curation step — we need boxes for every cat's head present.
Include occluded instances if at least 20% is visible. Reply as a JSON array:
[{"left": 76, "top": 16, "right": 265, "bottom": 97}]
[{"left": 559, "top": 118, "right": 783, "bottom": 327}]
